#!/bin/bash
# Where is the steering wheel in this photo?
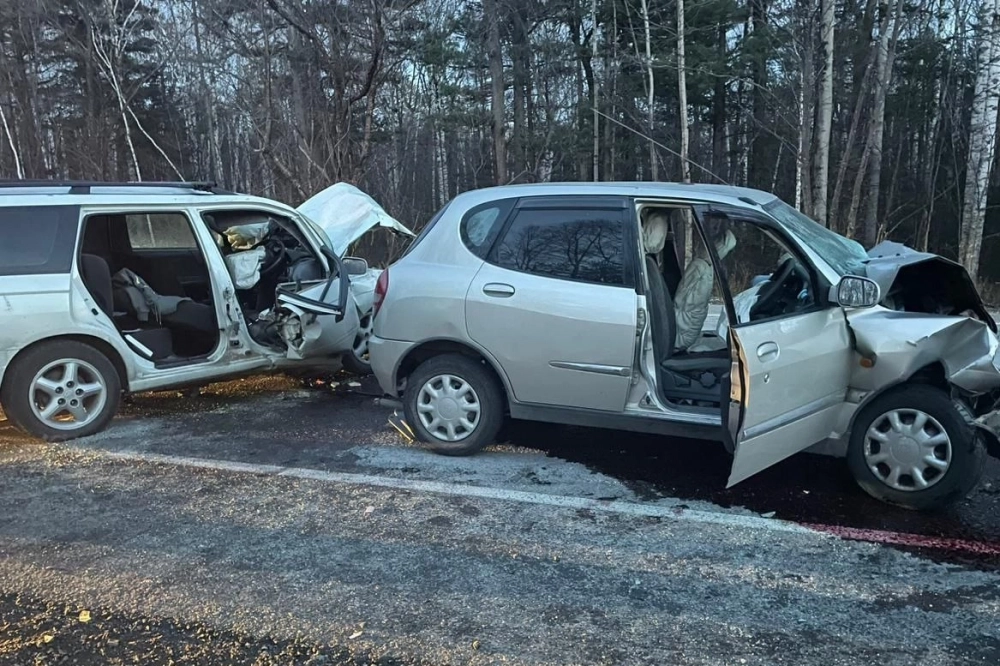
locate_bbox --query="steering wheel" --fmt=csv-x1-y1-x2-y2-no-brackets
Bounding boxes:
749,257,797,320
257,236,287,275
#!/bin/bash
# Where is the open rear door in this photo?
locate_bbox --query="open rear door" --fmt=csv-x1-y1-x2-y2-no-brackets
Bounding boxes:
724,307,854,486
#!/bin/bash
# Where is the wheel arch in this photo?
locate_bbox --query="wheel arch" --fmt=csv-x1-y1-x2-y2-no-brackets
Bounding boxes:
845,361,950,437
2,334,130,395
395,338,512,410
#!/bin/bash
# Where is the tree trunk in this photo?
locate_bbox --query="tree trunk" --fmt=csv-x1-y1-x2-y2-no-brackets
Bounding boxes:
712,25,727,181
960,0,1000,278
484,0,507,185
678,0,690,185
860,0,904,247
678,0,693,261
590,0,600,181
811,0,834,224
641,0,657,180
0,97,23,179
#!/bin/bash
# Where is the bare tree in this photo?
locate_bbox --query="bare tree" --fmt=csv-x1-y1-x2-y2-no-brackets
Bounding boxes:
960,0,1000,277
811,0,834,225
484,0,506,185
640,0,656,180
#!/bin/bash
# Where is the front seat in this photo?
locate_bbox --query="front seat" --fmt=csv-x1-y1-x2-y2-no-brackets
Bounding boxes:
641,213,676,367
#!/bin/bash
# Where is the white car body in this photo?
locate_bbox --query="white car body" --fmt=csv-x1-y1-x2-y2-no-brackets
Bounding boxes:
0,181,413,441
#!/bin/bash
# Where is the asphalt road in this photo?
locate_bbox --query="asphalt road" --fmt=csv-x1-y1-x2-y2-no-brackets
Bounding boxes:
1,374,999,665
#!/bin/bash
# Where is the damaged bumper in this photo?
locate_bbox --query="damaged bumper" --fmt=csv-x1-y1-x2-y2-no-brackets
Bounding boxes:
974,410,1000,459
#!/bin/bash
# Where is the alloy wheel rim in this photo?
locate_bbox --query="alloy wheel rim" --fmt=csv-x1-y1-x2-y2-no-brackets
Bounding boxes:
352,311,374,360
28,358,108,431
863,408,952,492
416,374,481,442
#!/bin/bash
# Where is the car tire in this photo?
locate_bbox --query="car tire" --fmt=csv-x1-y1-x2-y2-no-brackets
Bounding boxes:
341,307,374,376
403,354,504,456
847,384,985,511
1,340,122,442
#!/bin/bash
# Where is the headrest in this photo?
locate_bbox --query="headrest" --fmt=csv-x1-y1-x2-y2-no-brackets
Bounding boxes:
642,212,669,255
716,229,737,261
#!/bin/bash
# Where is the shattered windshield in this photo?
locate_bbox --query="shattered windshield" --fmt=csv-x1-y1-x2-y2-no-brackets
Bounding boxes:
763,199,868,276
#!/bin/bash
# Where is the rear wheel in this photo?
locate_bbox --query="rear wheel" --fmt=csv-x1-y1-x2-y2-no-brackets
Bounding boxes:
847,384,985,511
1,340,122,441
403,354,504,456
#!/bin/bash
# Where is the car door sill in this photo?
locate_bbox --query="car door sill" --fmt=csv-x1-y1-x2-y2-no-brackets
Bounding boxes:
509,403,721,441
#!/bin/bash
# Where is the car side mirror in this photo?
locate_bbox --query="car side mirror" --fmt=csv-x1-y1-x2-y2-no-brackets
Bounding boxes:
830,275,880,308
342,256,369,276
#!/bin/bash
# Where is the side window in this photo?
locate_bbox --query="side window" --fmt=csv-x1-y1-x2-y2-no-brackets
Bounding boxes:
0,205,80,276
490,208,626,286
705,215,816,325
126,213,197,250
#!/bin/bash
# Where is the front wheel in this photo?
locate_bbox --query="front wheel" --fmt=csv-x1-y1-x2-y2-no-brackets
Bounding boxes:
341,307,374,376
403,354,504,456
847,384,985,511
1,340,122,442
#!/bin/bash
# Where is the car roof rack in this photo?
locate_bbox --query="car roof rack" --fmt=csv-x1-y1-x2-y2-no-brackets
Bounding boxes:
0,180,234,195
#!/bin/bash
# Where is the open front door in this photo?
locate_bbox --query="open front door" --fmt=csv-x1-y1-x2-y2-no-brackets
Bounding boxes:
688,203,855,487
274,249,359,360
723,307,853,486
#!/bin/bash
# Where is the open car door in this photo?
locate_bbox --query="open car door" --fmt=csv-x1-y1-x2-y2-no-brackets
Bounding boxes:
274,248,359,360
722,304,854,486
691,204,856,487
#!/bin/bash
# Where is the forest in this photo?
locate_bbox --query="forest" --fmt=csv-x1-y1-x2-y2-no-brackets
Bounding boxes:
1,0,999,286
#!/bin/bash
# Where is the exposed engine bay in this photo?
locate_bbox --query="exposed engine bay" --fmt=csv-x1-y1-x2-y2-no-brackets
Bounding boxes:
865,240,996,328
205,210,328,351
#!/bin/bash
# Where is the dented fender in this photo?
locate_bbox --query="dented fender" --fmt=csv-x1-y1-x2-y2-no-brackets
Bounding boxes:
846,309,1000,394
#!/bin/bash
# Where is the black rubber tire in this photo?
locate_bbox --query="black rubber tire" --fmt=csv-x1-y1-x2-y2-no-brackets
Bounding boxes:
403,354,504,456
341,349,372,376
0,340,122,442
847,384,986,511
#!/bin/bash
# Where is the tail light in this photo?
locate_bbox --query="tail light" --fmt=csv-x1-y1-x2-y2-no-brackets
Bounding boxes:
374,269,389,317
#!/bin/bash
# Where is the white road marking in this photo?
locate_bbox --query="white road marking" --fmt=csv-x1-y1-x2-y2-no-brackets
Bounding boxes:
99,448,818,535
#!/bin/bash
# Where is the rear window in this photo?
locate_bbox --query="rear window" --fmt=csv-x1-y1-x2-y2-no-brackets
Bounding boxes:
460,199,516,258
0,205,80,276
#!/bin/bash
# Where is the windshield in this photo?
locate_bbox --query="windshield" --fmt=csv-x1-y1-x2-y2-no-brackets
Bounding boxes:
763,198,868,276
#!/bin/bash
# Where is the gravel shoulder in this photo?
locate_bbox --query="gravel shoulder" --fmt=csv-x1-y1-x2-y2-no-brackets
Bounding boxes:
1,439,999,665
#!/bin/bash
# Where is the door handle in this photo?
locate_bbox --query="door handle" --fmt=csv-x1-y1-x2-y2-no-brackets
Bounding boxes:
483,283,515,297
756,341,779,361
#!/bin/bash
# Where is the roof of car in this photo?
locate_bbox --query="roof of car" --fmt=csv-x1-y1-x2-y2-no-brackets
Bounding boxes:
0,181,298,214
449,181,782,208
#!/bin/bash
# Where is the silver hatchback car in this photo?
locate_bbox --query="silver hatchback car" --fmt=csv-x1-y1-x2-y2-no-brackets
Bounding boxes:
370,182,1000,510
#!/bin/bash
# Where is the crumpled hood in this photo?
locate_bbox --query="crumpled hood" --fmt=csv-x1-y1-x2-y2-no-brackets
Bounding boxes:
296,183,415,257
863,240,996,332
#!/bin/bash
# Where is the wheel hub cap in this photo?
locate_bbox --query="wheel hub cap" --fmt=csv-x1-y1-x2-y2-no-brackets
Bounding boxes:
864,408,952,492
28,358,108,431
416,374,481,442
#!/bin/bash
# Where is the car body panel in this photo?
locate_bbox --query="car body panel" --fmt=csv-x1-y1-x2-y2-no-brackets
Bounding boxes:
275,277,360,359
296,183,416,257
725,307,855,485
465,261,637,411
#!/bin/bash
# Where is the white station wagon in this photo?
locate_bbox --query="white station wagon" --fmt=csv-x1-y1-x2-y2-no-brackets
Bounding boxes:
0,180,413,442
